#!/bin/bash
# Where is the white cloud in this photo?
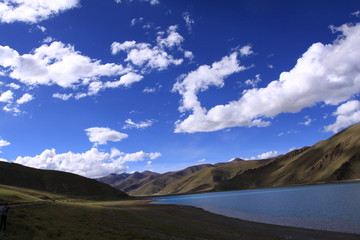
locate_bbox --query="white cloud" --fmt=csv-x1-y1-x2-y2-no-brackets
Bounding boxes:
352,10,360,17
250,151,279,160
43,37,53,43
184,50,194,60
324,100,360,133
118,151,161,163
14,147,161,178
111,25,185,72
0,139,10,147
16,93,34,104
299,115,313,126
111,40,183,71
0,0,80,23
122,119,153,129
7,83,20,89
0,90,13,103
245,74,261,88
174,23,360,133
267,64,274,69
182,12,194,33
52,93,73,101
85,127,128,145
104,72,143,88
239,45,254,56
197,158,206,163
36,25,46,32
130,17,144,26
143,83,161,93
3,105,20,115
110,148,122,158
0,41,129,88
115,0,159,5
143,87,156,93
173,52,248,133
157,25,184,49
147,0,159,5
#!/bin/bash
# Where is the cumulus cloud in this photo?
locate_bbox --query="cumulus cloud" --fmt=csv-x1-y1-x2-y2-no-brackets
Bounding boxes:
85,127,128,145
173,52,248,132
156,25,184,49
111,25,185,72
14,147,161,178
16,93,34,104
0,90,13,103
0,41,129,88
122,119,153,129
324,100,360,133
0,40,143,101
174,23,360,133
111,41,182,72
0,0,79,23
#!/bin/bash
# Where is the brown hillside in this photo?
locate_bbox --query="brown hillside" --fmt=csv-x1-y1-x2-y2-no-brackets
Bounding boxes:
0,161,128,200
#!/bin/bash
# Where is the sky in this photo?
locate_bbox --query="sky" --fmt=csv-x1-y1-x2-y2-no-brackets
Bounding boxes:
0,0,360,178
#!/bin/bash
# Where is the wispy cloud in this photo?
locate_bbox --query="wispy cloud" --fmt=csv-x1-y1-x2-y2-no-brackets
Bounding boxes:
123,119,154,129
182,12,194,33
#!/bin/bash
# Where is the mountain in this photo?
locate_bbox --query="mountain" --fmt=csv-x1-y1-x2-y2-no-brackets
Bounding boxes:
0,161,128,200
99,164,214,196
97,172,132,185
217,123,360,191
100,123,360,196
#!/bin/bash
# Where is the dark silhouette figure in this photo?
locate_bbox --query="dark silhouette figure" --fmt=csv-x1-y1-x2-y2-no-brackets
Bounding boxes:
0,203,9,231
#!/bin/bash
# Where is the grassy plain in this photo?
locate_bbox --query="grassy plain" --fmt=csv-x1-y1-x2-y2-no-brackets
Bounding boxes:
1,184,360,240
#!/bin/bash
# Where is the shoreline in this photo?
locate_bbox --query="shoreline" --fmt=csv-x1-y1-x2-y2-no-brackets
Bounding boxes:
4,199,360,240
119,199,360,240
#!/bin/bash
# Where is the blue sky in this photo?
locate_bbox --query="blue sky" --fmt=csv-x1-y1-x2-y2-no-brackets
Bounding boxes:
0,0,360,178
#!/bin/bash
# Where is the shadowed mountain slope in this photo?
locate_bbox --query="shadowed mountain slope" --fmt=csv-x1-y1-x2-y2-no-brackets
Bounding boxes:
0,161,128,200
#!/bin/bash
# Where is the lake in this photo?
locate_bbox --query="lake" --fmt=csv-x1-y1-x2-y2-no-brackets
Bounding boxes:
151,182,360,234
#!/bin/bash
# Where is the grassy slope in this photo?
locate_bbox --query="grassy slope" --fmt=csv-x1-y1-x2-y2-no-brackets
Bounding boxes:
0,184,71,204
158,159,270,195
118,123,360,196
0,200,359,240
218,123,360,191
126,164,214,196
0,162,128,200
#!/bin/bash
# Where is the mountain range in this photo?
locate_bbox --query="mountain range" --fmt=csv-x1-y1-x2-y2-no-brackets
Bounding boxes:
98,123,360,196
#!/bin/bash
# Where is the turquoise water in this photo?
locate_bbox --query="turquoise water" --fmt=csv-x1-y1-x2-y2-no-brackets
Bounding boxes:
152,182,360,234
